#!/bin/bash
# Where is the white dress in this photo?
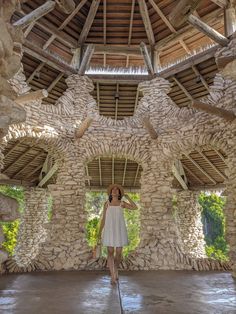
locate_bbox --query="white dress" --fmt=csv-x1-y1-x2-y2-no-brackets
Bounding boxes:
102,204,129,247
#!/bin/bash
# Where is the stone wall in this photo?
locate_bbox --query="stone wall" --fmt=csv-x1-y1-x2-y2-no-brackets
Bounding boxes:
1,40,236,275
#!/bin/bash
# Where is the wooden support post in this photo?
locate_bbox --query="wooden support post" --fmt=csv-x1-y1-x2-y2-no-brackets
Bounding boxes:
13,1,56,28
122,158,127,186
172,162,188,190
137,0,155,46
26,62,45,83
224,2,236,37
133,164,140,186
142,117,158,139
140,42,155,76
75,117,93,139
78,0,101,44
187,14,229,46
15,89,48,104
98,157,102,186
191,100,236,121
38,163,58,187
169,0,202,27
78,44,95,75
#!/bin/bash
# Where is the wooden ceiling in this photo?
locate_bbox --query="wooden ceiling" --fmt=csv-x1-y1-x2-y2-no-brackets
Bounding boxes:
1,0,229,191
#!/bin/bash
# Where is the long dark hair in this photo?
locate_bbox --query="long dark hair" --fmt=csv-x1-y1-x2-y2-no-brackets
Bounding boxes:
109,188,122,202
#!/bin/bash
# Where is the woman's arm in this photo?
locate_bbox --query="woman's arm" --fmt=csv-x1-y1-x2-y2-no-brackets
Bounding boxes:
121,194,138,210
97,201,108,241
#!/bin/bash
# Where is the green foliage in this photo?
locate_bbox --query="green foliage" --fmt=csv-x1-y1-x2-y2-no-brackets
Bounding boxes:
0,185,24,256
199,192,229,261
85,191,140,257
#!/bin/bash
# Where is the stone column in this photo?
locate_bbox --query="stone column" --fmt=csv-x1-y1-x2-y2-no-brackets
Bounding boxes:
36,151,91,271
224,150,236,278
13,188,49,267
128,150,190,270
174,191,206,258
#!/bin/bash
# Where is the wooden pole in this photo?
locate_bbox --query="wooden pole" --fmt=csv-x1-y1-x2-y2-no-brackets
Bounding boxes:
169,0,202,27
187,14,229,46
75,117,93,139
13,1,56,28
142,117,158,139
15,89,48,104
140,42,155,76
78,44,95,75
224,3,236,37
191,100,236,121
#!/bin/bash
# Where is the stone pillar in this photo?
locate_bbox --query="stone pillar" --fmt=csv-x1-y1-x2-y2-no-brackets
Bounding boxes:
13,188,49,267
224,150,236,278
128,150,190,270
36,152,91,271
174,191,206,258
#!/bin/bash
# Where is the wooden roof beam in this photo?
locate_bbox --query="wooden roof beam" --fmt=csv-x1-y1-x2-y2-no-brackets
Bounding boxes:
15,89,48,104
103,0,106,45
134,87,140,112
155,8,223,51
142,117,158,139
4,143,21,159
214,149,226,162
197,150,227,180
211,0,228,8
85,165,91,186
182,164,205,185
38,163,58,187
192,65,210,92
187,14,229,46
75,117,93,139
12,152,45,178
78,0,101,44
128,0,135,45
137,0,155,46
122,158,128,186
98,157,102,186
149,0,176,33
191,100,236,121
13,1,56,28
78,44,95,75
133,164,140,186
3,148,33,174
183,153,217,184
172,76,193,101
96,82,100,110
0,178,35,187
115,83,119,120
26,62,45,83
169,0,202,28
140,42,155,76
47,73,64,92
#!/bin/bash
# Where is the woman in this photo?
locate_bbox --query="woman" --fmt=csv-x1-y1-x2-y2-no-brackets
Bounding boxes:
97,183,138,285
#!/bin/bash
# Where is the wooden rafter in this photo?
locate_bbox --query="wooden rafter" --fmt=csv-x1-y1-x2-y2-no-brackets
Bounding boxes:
78,0,101,44
26,62,45,83
103,0,107,45
98,157,102,186
115,83,119,120
172,76,193,101
172,163,188,190
13,1,56,28
43,34,57,50
78,44,95,75
197,150,227,180
187,14,229,46
47,73,64,92
128,0,135,45
183,153,217,184
122,158,128,186
182,164,205,185
134,87,140,112
4,143,21,159
155,8,223,51
214,149,226,162
137,0,155,46
191,100,236,121
24,21,36,37
86,165,91,186
149,0,175,33
133,164,140,186
38,163,58,187
140,42,155,75
192,65,210,92
112,156,115,184
3,148,33,174
25,164,42,180
96,82,100,110
169,0,202,28
12,152,45,178
211,0,228,8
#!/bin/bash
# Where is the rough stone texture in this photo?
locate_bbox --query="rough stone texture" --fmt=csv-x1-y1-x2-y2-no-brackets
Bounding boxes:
174,191,206,258
1,40,236,276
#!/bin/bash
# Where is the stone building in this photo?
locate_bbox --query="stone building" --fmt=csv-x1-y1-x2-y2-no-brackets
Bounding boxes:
0,0,235,281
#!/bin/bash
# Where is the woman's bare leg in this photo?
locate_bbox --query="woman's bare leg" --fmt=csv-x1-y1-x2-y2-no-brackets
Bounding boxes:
114,247,123,281
107,246,116,284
